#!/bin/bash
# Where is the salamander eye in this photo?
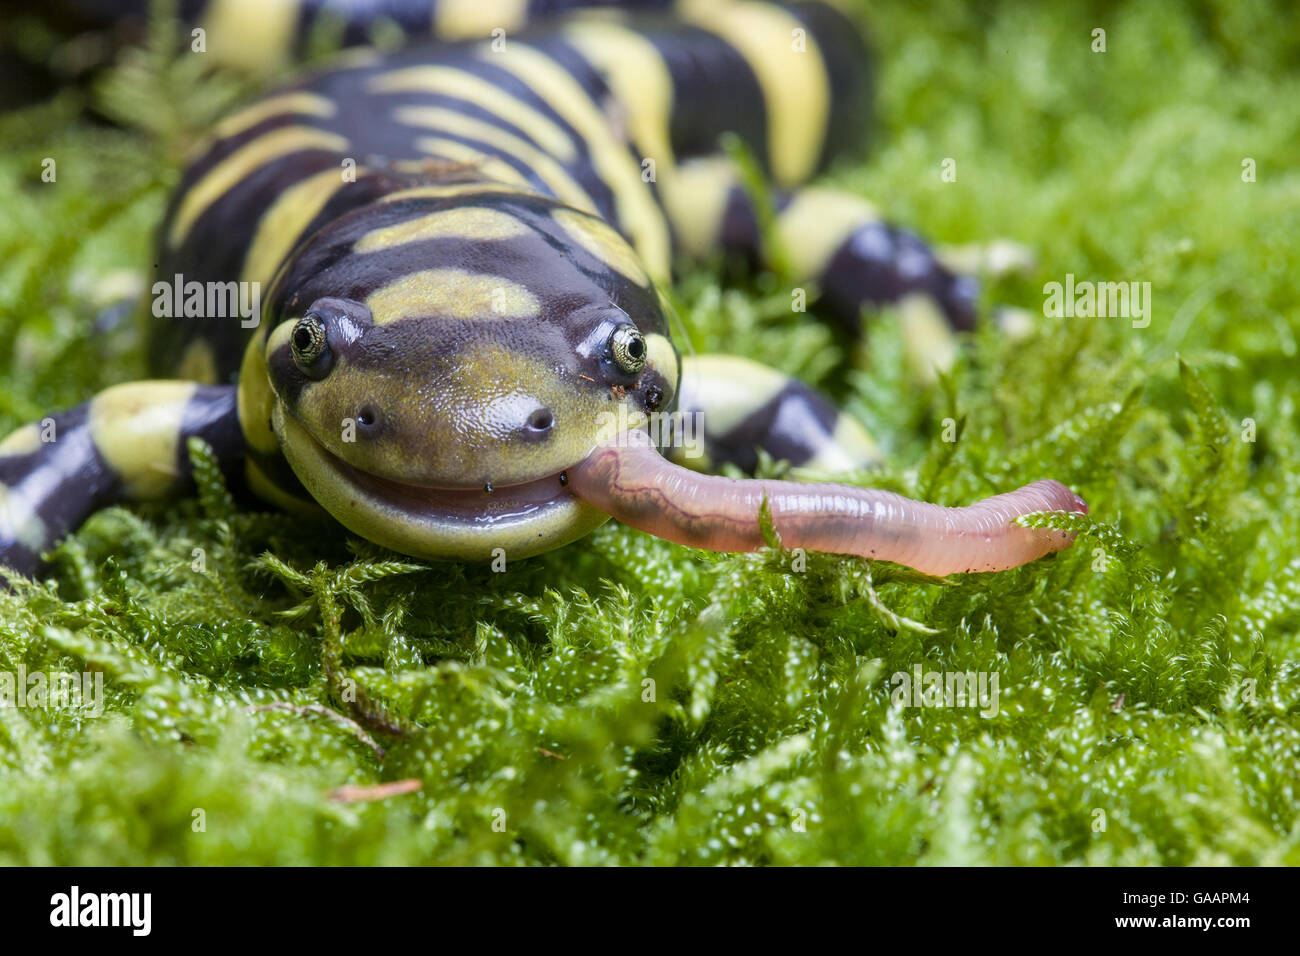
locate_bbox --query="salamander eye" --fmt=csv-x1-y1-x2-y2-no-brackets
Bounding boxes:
610,326,647,374
290,314,333,377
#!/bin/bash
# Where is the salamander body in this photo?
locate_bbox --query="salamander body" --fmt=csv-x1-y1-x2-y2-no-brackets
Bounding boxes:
0,0,1086,579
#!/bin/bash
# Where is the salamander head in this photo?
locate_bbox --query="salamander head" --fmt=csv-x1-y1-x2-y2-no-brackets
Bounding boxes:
254,191,679,560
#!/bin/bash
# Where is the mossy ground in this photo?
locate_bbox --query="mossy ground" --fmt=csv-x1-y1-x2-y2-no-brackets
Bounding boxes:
1,0,1299,865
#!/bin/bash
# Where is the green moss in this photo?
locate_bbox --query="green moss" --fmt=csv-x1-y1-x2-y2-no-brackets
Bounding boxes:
1,0,1299,865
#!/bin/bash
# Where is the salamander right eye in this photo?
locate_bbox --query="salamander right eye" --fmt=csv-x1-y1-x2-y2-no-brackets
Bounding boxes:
290,314,333,376
610,325,647,375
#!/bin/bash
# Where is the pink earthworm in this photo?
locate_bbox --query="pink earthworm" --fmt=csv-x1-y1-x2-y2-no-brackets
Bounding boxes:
567,429,1088,576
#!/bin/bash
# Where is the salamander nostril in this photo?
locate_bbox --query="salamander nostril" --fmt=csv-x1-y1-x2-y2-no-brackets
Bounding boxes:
527,408,554,433
356,406,378,428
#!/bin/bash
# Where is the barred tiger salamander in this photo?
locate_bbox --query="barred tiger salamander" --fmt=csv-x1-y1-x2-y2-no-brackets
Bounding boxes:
0,0,1087,580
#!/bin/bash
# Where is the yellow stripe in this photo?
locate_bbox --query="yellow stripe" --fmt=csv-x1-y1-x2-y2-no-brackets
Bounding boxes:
0,484,49,554
776,187,877,280
366,269,541,323
644,331,678,396
477,43,672,282
369,66,578,162
238,332,279,455
398,106,599,213
551,207,650,287
683,1,830,186
408,137,536,190
0,424,44,457
355,205,531,253
679,355,787,436
899,294,958,384
169,126,349,249
661,156,736,260
241,167,354,287
433,0,529,39
201,0,299,73
562,21,675,165
212,92,337,141
88,382,198,500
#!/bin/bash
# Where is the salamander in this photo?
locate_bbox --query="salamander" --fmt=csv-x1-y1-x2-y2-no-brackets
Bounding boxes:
0,0,1087,580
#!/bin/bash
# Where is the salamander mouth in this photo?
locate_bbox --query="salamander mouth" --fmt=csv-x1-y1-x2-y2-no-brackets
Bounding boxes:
271,403,609,561
330,447,573,514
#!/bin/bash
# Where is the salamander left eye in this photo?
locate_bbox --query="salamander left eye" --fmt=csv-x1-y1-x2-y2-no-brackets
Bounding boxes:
290,314,333,377
610,326,647,374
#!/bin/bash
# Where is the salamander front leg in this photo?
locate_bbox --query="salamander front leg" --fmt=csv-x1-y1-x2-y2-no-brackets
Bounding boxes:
0,382,243,578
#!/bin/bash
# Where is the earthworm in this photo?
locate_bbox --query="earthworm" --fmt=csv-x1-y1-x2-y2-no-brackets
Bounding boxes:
568,429,1087,575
